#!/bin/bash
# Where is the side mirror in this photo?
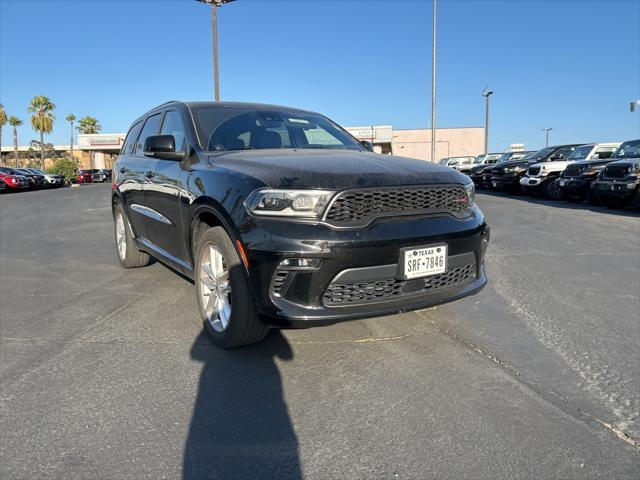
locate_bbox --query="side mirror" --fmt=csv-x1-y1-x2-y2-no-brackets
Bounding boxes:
144,135,185,161
550,153,563,161
360,140,375,152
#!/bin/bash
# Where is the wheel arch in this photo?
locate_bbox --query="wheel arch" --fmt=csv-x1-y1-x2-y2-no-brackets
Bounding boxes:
188,198,248,275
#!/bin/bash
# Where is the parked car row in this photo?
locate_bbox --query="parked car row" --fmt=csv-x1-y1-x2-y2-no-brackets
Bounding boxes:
466,139,640,209
0,167,112,192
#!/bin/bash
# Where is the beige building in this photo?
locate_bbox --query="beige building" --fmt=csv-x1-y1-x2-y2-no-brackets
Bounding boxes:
345,125,485,162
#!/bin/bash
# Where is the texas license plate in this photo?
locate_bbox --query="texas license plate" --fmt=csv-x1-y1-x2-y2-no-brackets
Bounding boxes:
400,244,447,280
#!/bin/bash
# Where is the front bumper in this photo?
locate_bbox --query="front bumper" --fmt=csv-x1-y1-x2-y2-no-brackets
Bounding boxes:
491,175,521,190
591,178,639,199
241,206,489,325
558,177,589,196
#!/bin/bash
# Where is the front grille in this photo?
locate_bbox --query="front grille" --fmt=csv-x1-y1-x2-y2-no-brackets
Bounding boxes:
324,185,469,226
323,263,476,306
604,164,630,178
527,167,540,176
563,164,585,177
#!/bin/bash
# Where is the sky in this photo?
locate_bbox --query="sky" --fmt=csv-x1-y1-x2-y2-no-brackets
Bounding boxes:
1,0,639,152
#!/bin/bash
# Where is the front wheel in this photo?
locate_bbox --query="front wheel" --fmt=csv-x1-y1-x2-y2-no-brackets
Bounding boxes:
545,178,562,199
195,226,268,348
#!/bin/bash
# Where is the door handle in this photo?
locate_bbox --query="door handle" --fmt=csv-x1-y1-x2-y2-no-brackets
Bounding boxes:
119,166,128,173
145,171,155,179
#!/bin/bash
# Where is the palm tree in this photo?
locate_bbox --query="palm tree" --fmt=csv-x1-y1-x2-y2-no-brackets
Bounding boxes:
8,116,23,167
28,96,56,169
77,116,102,167
0,104,7,164
66,113,76,162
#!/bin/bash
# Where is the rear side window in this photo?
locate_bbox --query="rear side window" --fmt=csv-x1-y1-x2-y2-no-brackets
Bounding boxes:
135,114,162,155
121,122,142,155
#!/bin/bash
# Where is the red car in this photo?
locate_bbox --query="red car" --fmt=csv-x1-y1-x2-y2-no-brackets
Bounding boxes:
76,170,94,184
0,167,30,191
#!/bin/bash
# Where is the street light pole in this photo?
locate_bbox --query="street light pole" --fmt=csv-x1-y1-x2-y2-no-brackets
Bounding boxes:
430,0,437,163
196,0,236,101
211,4,220,101
542,128,553,147
482,88,493,155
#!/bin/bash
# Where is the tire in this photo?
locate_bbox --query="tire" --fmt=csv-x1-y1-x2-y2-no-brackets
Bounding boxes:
194,226,268,348
544,178,562,199
113,202,151,268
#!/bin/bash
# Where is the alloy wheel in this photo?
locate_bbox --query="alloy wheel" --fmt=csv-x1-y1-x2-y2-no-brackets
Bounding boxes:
199,243,232,333
116,212,127,260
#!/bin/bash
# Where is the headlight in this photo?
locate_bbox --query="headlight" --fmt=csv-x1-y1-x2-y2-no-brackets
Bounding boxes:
245,189,335,218
463,182,475,205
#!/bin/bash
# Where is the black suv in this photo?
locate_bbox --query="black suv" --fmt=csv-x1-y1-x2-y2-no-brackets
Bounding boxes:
112,101,489,348
490,144,581,193
591,139,640,209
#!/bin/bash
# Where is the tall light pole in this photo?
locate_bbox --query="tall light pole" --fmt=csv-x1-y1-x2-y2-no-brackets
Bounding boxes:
430,0,437,162
482,88,493,155
542,128,553,147
196,0,236,101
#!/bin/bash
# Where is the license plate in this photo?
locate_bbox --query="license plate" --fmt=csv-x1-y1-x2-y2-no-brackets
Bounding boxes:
492,181,497,187
400,244,447,280
559,179,565,186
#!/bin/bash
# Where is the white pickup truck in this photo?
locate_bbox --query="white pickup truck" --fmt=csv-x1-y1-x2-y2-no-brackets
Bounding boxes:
519,143,619,198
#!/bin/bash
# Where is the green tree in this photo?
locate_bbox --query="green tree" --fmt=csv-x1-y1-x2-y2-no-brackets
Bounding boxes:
47,157,77,184
66,113,76,163
9,116,23,167
28,96,56,169
0,104,7,164
77,116,101,167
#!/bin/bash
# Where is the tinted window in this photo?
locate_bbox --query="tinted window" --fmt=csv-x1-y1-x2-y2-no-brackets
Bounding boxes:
121,122,142,156
611,140,640,159
192,107,360,152
553,146,577,160
568,145,593,160
161,110,187,152
135,114,162,155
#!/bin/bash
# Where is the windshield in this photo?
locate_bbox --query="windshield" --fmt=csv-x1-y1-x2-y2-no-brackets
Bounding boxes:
27,168,46,174
192,107,361,152
568,145,594,160
474,155,486,164
611,140,640,159
527,146,556,162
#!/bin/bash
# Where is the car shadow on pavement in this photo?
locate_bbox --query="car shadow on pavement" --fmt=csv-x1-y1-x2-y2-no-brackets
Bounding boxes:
477,190,640,217
183,329,302,480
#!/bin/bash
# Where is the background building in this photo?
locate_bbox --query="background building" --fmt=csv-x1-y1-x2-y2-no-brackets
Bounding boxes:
345,125,485,162
1,125,487,169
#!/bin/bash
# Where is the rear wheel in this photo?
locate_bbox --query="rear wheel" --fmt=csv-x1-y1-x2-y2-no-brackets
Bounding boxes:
113,203,151,268
195,226,268,348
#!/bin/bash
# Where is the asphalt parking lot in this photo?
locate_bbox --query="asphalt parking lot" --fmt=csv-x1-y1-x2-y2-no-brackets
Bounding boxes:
1,184,638,479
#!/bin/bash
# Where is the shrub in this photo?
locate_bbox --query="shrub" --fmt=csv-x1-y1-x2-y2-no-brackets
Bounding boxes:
47,157,77,183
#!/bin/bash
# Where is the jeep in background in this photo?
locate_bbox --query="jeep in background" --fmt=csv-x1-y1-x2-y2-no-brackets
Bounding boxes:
557,142,623,203
591,139,640,209
491,144,581,194
471,152,531,187
521,143,619,198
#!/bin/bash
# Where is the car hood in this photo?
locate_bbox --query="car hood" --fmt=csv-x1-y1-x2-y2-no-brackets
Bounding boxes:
207,149,469,189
